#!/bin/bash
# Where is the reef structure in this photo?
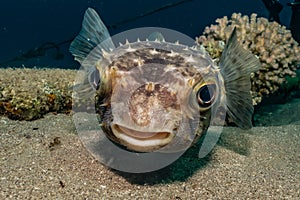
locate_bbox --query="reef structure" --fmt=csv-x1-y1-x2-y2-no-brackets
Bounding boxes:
0,68,75,120
196,13,300,105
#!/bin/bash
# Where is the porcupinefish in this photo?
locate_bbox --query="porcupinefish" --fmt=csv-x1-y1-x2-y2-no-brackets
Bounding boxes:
70,8,260,153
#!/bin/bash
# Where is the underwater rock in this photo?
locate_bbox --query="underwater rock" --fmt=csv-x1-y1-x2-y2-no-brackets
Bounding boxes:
0,68,75,120
196,13,300,105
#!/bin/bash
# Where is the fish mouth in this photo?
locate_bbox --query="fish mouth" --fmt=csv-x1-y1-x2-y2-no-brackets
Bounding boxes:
111,124,174,152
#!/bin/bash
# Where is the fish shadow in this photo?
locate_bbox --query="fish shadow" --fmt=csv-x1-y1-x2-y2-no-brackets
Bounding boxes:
217,128,252,156
112,129,251,185
112,139,212,185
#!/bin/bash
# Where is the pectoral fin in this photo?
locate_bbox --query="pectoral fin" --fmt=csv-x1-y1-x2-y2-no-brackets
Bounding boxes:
219,28,261,129
69,8,115,66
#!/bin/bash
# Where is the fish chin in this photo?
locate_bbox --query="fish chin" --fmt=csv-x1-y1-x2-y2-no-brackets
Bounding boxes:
111,124,174,152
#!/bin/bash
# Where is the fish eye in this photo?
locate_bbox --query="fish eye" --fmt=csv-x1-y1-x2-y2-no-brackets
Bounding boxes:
196,84,216,108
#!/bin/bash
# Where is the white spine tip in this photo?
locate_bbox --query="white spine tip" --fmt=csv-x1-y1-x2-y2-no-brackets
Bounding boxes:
101,48,109,57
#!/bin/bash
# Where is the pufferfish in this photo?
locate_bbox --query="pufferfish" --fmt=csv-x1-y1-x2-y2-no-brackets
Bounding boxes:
70,8,260,153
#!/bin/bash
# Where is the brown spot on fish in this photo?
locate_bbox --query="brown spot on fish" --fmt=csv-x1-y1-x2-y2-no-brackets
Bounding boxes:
129,84,179,126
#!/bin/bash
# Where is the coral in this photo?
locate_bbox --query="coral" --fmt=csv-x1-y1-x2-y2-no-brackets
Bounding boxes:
196,13,300,105
0,68,76,120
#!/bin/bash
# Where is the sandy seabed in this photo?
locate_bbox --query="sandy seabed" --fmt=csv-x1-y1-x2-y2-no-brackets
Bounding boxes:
0,111,299,199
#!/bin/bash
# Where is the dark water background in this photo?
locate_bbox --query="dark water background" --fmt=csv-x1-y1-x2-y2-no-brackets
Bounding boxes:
0,0,294,68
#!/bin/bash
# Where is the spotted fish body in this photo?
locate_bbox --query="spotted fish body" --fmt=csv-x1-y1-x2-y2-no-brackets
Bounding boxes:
70,8,260,153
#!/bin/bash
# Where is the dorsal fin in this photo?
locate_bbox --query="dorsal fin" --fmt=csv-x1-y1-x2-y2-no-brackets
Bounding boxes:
219,28,261,129
147,32,165,42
